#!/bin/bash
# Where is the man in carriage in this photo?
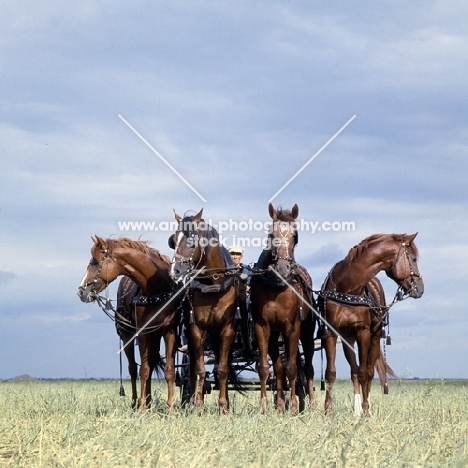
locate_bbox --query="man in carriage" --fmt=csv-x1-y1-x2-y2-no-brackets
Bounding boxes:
228,245,254,357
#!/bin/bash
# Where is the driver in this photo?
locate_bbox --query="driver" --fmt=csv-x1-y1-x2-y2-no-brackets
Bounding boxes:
228,245,252,356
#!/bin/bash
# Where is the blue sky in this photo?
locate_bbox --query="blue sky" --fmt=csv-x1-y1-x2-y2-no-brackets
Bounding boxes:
0,0,467,381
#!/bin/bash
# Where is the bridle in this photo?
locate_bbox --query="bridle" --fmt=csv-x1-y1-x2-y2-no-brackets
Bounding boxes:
81,248,119,299
270,221,296,265
170,227,205,282
387,241,422,299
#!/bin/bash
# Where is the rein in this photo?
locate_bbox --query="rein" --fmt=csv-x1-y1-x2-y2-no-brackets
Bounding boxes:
94,292,177,335
184,265,242,280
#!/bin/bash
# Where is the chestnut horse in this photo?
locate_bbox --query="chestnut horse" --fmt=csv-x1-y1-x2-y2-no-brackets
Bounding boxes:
319,233,424,416
77,236,179,410
168,209,240,414
250,204,316,415
114,275,165,409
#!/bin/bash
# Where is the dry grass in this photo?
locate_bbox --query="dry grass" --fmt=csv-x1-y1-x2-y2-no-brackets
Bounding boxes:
0,379,466,467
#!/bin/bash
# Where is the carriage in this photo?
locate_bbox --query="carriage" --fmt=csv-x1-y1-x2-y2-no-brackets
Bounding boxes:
78,204,423,416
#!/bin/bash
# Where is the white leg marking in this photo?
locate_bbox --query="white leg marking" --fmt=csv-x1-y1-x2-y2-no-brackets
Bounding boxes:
354,394,362,416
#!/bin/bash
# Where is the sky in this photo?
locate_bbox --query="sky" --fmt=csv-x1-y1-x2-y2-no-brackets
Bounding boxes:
1,0,467,381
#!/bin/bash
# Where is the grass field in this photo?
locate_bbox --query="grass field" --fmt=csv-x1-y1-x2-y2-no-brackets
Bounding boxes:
0,379,466,467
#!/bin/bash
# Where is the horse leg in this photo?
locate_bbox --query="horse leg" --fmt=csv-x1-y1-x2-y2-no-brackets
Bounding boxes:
255,321,271,413
216,325,236,414
189,325,207,408
284,329,301,416
269,334,285,413
145,336,162,410
356,329,371,416
163,330,177,412
323,335,337,414
342,337,362,416
137,334,151,410
364,332,382,411
300,318,316,408
122,331,138,410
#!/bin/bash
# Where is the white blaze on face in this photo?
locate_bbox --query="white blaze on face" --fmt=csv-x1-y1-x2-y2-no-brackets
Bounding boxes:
79,270,90,289
169,231,185,278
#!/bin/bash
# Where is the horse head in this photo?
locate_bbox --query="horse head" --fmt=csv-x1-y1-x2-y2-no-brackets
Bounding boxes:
168,208,206,283
386,233,424,299
266,203,299,278
77,236,121,302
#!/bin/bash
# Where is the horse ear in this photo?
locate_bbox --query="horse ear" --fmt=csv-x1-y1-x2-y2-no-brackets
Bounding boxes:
94,235,107,251
174,209,182,222
406,232,418,245
268,203,277,220
193,208,203,224
291,204,299,220
168,234,176,250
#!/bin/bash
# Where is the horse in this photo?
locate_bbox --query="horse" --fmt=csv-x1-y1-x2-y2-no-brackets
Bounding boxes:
250,203,316,415
318,232,424,416
77,236,179,411
113,275,165,409
168,209,241,414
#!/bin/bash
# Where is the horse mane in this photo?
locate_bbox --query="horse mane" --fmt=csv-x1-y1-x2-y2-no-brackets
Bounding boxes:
112,237,151,254
274,207,297,223
181,216,219,247
109,237,171,266
345,233,418,266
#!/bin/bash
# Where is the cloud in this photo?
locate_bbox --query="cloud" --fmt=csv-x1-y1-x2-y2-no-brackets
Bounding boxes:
302,243,344,268
0,271,16,285
32,312,92,323
0,0,467,379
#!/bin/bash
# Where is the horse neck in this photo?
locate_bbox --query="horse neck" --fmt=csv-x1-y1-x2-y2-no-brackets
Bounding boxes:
262,248,273,267
114,248,171,295
199,245,226,276
331,240,398,294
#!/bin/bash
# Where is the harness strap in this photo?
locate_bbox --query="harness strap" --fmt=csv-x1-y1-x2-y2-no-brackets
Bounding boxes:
190,275,235,294
131,292,173,306
317,289,376,308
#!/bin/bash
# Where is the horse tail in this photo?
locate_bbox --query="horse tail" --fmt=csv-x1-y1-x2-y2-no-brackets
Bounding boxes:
153,351,166,379
296,349,307,392
375,346,398,387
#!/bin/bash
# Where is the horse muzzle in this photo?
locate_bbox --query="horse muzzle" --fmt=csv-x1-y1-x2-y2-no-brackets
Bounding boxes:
169,262,189,283
77,283,97,303
273,260,292,280
409,277,424,299
400,276,424,299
